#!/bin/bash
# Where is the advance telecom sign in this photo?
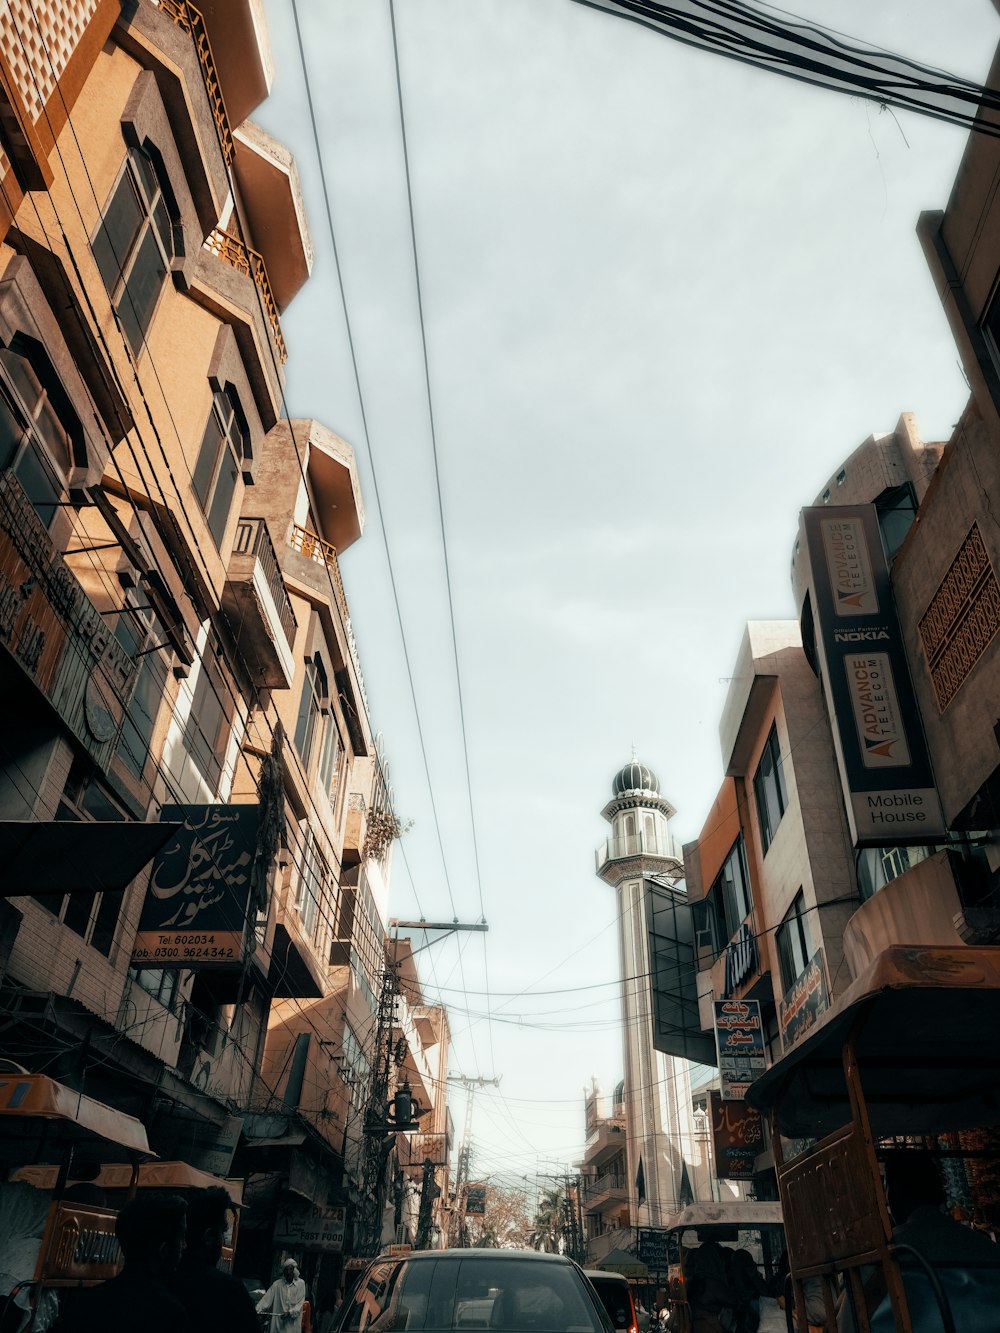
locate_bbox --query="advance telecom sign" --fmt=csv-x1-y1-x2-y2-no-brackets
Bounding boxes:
800,506,945,846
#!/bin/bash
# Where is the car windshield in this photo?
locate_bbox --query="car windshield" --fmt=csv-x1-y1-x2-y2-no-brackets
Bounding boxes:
343,1257,609,1333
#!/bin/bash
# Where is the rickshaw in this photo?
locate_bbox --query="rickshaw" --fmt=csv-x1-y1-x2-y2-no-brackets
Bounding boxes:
0,1068,152,1330
746,944,1000,1333
663,1200,786,1332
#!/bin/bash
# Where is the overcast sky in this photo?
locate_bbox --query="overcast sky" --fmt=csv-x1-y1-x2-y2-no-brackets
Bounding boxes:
257,0,998,1187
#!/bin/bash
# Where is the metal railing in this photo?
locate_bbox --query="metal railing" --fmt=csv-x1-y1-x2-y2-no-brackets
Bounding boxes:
204,227,288,363
232,517,297,647
596,831,682,870
290,523,348,618
159,0,234,166
582,1174,627,1202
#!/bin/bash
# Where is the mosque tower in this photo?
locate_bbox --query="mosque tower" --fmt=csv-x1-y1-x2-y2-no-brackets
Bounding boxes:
596,758,704,1227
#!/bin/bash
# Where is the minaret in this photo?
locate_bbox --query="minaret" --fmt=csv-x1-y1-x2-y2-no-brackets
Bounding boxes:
596,758,701,1228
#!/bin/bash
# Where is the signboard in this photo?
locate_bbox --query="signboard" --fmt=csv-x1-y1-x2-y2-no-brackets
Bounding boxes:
636,1227,670,1277
132,805,257,967
36,1202,122,1284
465,1184,487,1215
713,999,765,1101
274,1203,346,1251
800,506,945,846
779,950,830,1050
709,1091,764,1180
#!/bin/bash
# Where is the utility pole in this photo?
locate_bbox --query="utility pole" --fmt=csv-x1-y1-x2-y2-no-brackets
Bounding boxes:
447,1074,500,1246
356,920,488,1258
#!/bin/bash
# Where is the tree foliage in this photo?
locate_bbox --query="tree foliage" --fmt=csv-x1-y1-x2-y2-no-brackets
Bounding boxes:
464,1184,534,1249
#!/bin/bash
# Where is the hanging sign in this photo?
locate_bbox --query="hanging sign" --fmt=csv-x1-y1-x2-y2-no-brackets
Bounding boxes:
465,1184,487,1215
710,1091,763,1180
779,950,830,1050
800,506,945,845
713,999,765,1101
131,805,257,967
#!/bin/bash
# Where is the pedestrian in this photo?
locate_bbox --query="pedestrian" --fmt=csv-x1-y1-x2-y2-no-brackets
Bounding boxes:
56,1193,192,1333
169,1186,259,1333
257,1259,308,1333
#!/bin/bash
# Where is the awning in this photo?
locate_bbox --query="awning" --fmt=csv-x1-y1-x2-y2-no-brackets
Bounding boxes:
13,1161,243,1201
0,1073,152,1159
0,820,181,895
747,945,1000,1139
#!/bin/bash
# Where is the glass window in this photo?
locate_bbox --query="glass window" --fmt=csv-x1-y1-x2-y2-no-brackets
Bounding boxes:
753,724,788,855
318,714,342,797
874,483,917,562
181,656,230,794
193,390,246,547
711,836,752,939
0,347,72,528
295,829,325,938
93,146,174,354
114,601,168,780
132,967,179,1011
294,659,328,771
42,796,125,954
776,890,811,994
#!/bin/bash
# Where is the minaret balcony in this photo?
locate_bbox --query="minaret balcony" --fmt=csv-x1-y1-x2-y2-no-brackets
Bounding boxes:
596,830,679,872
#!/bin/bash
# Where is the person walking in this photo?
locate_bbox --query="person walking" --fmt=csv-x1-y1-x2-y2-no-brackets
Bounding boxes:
169,1186,259,1333
258,1260,308,1333
56,1193,192,1333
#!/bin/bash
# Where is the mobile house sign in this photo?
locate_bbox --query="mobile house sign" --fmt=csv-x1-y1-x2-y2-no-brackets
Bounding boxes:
800,506,945,845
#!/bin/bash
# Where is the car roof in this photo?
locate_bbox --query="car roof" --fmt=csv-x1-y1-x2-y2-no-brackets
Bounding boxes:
375,1249,575,1263
583,1271,630,1283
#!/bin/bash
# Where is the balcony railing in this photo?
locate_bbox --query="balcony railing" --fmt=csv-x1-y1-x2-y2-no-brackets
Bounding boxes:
288,522,369,716
290,523,349,619
233,517,297,646
204,227,288,363
582,1174,627,1205
159,0,235,166
596,831,681,871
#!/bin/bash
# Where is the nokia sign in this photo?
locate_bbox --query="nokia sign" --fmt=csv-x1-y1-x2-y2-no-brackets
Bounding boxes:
799,507,945,845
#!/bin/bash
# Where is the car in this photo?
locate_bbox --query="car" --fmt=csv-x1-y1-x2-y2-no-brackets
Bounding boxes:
581,1271,638,1333
336,1249,617,1333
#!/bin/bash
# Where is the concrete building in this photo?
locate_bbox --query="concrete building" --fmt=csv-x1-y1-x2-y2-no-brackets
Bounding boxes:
595,760,711,1238
0,0,451,1304
578,1076,629,1262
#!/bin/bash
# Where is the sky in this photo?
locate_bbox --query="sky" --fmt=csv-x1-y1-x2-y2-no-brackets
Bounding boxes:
255,0,999,1190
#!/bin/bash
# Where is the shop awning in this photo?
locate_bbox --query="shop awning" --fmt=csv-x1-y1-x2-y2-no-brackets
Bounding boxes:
0,1073,152,1159
0,820,181,896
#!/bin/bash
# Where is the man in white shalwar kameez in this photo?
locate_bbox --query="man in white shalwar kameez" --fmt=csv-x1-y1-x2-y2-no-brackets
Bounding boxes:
257,1260,307,1333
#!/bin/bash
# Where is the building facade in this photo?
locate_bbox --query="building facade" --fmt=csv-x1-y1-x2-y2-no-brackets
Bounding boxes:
0,0,451,1307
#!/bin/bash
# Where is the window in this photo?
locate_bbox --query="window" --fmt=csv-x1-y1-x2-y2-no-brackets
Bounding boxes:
295,828,328,939
318,713,342,798
753,724,788,854
0,344,73,527
713,836,752,938
776,890,811,993
836,469,847,486
179,655,230,796
32,794,126,957
93,145,174,353
192,390,246,547
874,483,917,562
294,658,328,770
114,598,168,779
131,967,180,1012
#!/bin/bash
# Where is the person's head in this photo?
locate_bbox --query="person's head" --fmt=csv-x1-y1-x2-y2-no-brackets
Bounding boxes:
115,1193,187,1275
184,1186,237,1266
282,1259,299,1283
882,1149,945,1225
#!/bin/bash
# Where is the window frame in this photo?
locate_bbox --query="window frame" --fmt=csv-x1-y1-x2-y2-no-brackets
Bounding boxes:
776,890,811,994
93,144,175,354
753,723,788,855
0,342,75,528
32,791,127,958
179,653,231,796
192,388,247,548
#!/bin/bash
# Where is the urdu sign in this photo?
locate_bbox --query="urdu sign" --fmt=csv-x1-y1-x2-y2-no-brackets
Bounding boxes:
800,507,945,846
132,805,257,967
713,999,765,1101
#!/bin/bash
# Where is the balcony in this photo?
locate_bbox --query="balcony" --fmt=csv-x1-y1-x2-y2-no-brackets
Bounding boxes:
343,792,367,866
222,516,296,689
233,122,312,311
267,871,326,1000
204,227,287,363
583,1119,627,1169
596,830,682,873
289,523,369,712
159,0,234,166
581,1173,628,1214
191,0,274,127
842,851,967,981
